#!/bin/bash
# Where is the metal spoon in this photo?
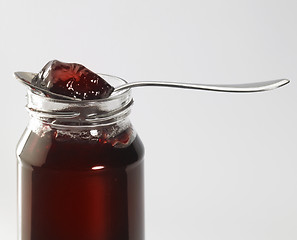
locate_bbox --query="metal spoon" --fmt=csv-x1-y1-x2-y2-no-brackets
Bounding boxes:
114,78,289,93
15,71,289,101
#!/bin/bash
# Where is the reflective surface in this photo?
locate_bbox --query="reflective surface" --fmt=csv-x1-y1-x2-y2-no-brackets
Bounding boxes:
114,79,290,92
16,78,144,240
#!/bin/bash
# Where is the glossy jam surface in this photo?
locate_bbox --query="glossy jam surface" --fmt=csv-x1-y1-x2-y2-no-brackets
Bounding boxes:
18,127,144,240
32,60,114,100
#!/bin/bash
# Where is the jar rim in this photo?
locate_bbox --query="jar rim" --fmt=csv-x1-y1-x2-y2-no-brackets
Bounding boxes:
26,73,133,126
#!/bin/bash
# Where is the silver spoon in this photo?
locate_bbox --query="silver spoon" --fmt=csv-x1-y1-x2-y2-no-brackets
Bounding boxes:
114,79,289,92
15,71,290,101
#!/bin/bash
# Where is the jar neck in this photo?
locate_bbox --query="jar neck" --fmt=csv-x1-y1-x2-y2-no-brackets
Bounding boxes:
26,82,133,127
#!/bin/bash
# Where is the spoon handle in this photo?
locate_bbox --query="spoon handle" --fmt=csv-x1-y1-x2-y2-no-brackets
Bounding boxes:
114,79,289,93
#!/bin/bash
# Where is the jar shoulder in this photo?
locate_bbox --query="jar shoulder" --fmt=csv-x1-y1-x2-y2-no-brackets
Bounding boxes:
17,126,144,170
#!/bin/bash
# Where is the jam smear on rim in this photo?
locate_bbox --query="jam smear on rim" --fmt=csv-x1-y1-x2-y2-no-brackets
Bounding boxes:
32,60,114,100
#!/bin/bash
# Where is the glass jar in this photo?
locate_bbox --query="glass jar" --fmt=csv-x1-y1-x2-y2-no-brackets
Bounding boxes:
16,75,145,240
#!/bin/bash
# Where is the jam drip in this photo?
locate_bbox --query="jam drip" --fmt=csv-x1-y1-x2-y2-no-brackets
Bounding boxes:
32,60,114,100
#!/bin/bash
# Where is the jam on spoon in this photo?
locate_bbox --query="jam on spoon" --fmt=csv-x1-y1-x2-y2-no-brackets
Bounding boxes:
32,60,114,100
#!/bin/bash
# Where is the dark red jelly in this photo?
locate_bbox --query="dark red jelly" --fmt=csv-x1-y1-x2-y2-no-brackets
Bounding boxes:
32,60,114,100
18,128,144,240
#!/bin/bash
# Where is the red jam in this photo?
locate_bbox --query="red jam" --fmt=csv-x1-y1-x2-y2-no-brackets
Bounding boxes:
32,60,114,100
19,128,144,240
17,62,144,240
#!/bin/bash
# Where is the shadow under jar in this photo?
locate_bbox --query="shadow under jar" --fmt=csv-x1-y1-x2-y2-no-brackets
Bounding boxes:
16,75,145,240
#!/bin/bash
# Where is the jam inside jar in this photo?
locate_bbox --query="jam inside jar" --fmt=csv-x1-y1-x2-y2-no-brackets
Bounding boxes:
16,75,144,240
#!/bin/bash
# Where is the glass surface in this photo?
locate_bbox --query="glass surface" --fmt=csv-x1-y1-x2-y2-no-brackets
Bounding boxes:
16,76,145,240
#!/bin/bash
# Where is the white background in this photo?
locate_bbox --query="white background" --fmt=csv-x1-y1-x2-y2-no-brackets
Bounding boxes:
1,0,297,239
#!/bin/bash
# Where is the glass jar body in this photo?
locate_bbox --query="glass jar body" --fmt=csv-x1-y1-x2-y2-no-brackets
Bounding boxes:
16,85,144,240
17,118,144,240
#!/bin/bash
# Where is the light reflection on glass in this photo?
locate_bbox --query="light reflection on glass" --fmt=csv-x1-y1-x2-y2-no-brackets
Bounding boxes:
92,166,104,170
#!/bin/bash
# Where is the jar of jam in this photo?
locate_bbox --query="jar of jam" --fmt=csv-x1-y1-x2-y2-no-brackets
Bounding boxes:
16,74,145,240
